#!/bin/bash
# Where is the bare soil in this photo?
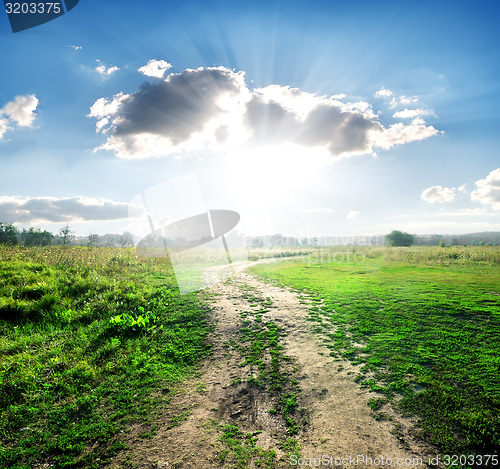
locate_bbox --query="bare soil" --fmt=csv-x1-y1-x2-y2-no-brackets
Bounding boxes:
106,265,435,468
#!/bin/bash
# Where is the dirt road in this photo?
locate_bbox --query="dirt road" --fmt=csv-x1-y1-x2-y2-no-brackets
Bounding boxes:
107,266,432,468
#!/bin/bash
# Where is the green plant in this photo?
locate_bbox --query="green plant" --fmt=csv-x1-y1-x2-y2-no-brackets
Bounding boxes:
109,306,160,334
218,424,276,468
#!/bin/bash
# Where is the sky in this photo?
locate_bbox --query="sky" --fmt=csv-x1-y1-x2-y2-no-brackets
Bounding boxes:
0,0,499,239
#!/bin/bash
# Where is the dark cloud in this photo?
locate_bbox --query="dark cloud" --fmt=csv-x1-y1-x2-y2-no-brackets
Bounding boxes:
0,196,144,224
90,65,440,159
296,104,381,155
113,67,245,144
244,95,300,144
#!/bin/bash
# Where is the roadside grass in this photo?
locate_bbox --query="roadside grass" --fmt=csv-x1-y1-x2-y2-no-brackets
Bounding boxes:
247,247,313,262
0,245,212,469
250,246,500,457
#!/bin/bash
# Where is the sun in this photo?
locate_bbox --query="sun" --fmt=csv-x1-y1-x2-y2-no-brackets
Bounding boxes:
221,143,333,209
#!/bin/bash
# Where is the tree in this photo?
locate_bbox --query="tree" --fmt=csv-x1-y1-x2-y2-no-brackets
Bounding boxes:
118,231,133,248
270,233,283,247
59,224,74,245
21,227,54,246
0,222,19,245
87,232,99,247
386,230,415,247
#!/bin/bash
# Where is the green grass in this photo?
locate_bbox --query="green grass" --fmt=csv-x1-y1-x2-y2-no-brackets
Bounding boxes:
250,246,500,456
232,283,307,436
217,424,276,468
0,245,212,468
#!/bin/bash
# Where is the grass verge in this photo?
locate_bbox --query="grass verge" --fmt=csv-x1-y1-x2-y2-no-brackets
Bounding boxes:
0,245,212,468
250,246,500,457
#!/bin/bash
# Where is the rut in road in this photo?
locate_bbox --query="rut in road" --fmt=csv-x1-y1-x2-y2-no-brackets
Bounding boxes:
107,270,432,468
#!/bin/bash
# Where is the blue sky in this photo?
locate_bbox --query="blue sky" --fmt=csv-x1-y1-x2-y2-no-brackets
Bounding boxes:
1,0,499,238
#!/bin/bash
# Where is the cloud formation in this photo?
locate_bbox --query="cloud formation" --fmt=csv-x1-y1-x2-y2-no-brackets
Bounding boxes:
1,95,39,127
138,59,172,78
0,196,145,224
374,87,421,108
0,118,9,139
346,210,360,219
421,185,456,203
95,60,119,76
89,65,441,159
390,96,419,108
375,87,392,98
393,108,436,119
0,95,39,139
471,168,500,210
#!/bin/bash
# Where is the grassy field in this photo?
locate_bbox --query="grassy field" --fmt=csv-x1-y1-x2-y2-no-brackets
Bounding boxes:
250,246,500,458
0,245,212,468
2,244,499,467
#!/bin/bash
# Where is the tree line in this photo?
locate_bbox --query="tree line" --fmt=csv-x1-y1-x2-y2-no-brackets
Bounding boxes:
2,222,498,248
0,222,133,247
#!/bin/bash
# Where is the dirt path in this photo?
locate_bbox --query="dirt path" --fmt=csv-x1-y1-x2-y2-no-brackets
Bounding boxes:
107,266,433,468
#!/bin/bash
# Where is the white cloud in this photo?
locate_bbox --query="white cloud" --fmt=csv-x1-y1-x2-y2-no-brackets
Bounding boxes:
0,118,9,139
377,119,441,149
88,93,130,133
88,92,129,119
0,196,146,224
421,185,456,203
138,59,172,78
89,65,441,159
375,87,392,98
68,45,82,50
471,168,500,210
400,95,419,105
440,208,495,217
0,95,39,139
393,108,436,119
390,95,419,108
346,210,360,219
95,118,109,133
95,60,119,76
1,95,38,127
305,207,335,213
